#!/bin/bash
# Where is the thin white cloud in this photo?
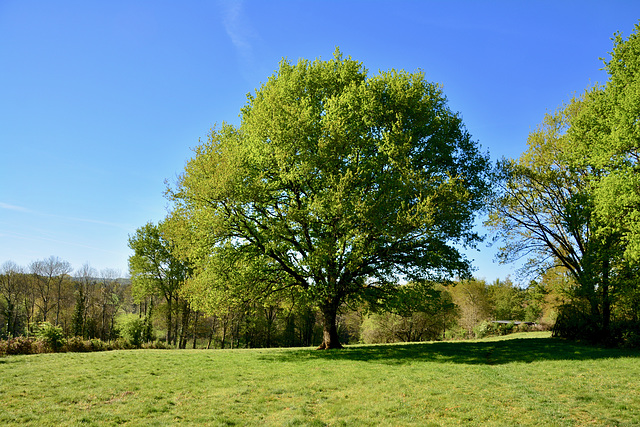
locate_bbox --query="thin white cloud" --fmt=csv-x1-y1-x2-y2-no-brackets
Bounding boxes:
56,214,131,230
222,0,252,54
0,229,121,255
219,0,262,82
0,201,130,230
0,202,32,213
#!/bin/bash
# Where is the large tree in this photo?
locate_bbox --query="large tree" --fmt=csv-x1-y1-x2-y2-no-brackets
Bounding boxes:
569,24,640,263
165,51,491,349
486,99,626,337
489,25,640,342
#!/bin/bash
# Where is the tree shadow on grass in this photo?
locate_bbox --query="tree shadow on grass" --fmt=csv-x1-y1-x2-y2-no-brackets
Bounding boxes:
261,336,640,366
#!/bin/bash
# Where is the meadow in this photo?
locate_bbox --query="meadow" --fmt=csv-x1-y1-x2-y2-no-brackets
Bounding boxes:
1,332,639,426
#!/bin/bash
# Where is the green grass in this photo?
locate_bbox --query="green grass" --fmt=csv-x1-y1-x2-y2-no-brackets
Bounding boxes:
1,332,639,426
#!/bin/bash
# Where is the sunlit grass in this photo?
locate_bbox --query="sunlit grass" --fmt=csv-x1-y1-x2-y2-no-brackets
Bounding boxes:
1,332,639,426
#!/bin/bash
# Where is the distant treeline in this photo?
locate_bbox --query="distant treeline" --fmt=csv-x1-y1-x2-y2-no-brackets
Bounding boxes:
1,256,561,350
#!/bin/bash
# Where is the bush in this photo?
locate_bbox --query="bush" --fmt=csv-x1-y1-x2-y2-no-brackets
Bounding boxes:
497,322,516,336
608,320,640,349
552,304,603,342
108,338,134,350
473,321,494,339
35,322,65,352
360,314,394,344
141,339,168,350
444,327,469,340
118,314,149,348
90,338,107,352
621,329,640,349
64,336,92,353
0,336,35,356
473,321,519,339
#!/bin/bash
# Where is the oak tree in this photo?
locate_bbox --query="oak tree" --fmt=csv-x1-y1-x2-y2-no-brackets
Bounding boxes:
166,51,491,349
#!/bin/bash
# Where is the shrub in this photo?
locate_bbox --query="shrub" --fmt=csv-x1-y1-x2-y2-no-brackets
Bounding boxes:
473,321,519,338
118,314,147,348
621,329,640,349
108,338,134,350
0,337,35,356
497,322,516,336
608,320,640,349
473,320,494,339
142,340,169,350
90,338,107,352
444,327,469,340
64,336,92,353
35,322,65,352
360,314,394,344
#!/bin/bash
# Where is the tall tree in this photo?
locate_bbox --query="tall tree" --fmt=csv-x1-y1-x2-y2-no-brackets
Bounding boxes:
128,222,191,345
449,278,492,334
487,96,625,338
487,278,525,321
569,24,640,263
95,268,125,341
72,263,97,338
165,50,491,349
0,261,26,337
30,256,72,325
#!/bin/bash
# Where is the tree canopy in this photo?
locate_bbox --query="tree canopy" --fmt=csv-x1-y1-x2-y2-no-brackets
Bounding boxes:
487,24,640,343
165,50,492,349
569,25,640,263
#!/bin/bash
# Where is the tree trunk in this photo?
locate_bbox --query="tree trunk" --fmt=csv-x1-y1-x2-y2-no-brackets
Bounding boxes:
602,257,611,335
192,311,199,349
166,295,172,345
207,316,216,349
179,300,190,349
173,294,180,347
221,318,227,349
317,302,342,349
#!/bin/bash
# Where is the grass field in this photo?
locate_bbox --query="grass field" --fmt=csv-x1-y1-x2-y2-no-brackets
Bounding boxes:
1,331,639,426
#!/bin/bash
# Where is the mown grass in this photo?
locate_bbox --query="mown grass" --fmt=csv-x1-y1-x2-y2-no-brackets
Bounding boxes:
1,331,639,426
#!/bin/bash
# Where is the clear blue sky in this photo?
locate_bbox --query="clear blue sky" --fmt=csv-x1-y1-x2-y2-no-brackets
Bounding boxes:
1,1,638,281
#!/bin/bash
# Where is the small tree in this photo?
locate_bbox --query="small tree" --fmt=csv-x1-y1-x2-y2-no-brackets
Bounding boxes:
118,314,146,348
449,278,492,335
128,222,191,345
36,321,65,352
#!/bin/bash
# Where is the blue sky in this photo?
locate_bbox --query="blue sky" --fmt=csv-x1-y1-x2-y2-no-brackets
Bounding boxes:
1,1,638,281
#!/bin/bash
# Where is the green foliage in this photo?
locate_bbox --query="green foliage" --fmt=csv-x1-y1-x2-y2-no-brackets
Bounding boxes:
64,336,93,353
128,222,190,303
128,221,191,345
35,321,65,352
568,24,640,263
361,283,458,343
165,49,492,348
488,278,525,320
117,314,152,348
473,320,495,338
71,287,85,338
487,39,640,342
473,320,517,339
449,278,492,333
